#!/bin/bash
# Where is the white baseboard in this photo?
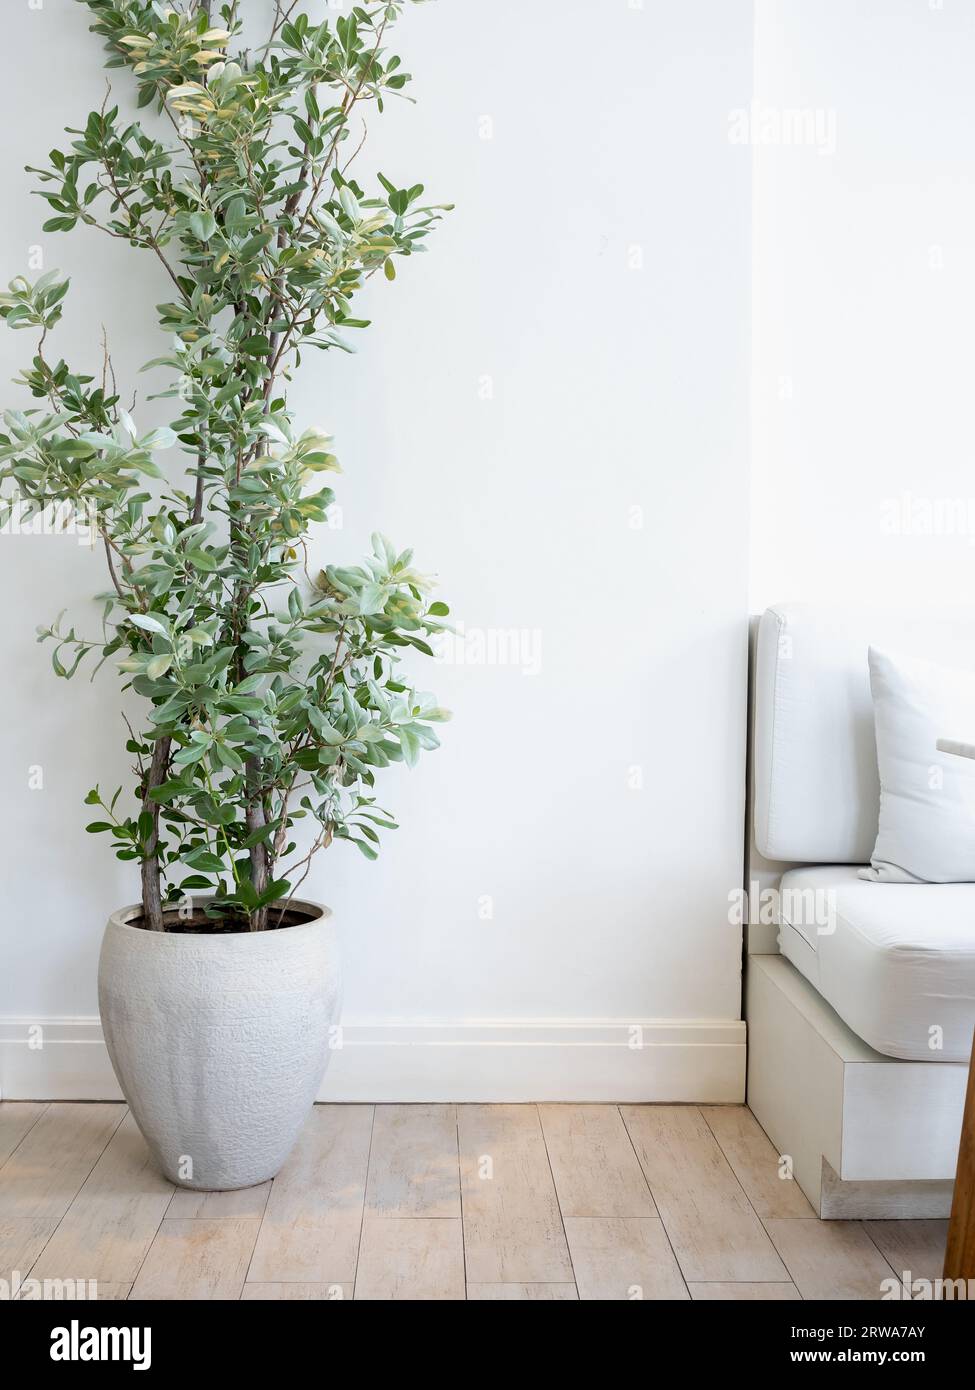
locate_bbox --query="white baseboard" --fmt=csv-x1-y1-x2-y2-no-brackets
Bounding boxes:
0,1016,746,1103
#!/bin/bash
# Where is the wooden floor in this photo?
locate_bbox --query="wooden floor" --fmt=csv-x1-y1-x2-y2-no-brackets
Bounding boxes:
0,1102,947,1300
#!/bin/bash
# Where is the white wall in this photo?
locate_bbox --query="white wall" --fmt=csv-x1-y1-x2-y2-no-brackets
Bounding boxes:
0,0,752,1100
751,0,975,613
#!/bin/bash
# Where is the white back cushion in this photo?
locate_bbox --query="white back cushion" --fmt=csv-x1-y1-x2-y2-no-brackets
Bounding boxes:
861,646,975,883
753,604,975,864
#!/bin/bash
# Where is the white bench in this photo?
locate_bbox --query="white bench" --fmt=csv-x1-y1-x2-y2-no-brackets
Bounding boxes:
747,603,975,1217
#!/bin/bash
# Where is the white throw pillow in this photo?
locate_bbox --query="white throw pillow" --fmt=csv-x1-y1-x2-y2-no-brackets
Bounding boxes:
860,646,975,883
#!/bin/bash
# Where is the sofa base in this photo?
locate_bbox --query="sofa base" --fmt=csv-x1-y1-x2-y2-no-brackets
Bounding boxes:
820,1158,955,1220
746,954,967,1218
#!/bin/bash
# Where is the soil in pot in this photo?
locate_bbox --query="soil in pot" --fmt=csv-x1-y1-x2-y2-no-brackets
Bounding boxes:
126,907,318,933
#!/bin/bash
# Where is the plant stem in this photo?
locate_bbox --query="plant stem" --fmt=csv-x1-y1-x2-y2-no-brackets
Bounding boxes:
245,752,270,931
140,734,172,930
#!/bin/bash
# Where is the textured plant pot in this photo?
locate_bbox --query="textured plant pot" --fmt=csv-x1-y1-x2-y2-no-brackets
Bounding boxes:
97,900,339,1190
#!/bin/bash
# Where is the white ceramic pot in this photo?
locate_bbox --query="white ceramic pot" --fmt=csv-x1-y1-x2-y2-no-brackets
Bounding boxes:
97,900,339,1190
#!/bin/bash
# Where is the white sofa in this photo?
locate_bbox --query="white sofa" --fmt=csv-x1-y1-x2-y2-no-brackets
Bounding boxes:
746,603,975,1218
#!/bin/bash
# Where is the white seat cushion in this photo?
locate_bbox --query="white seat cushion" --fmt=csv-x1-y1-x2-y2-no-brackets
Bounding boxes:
777,865,975,1061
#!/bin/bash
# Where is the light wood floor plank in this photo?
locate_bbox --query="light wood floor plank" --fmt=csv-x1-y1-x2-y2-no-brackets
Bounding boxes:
765,1218,896,1300
458,1104,572,1284
248,1104,373,1284
364,1105,460,1218
168,1182,271,1220
467,1282,578,1300
0,1103,125,1224
242,1282,352,1300
32,1115,173,1284
564,1216,688,1300
689,1281,801,1301
539,1105,656,1218
3,1102,923,1303
0,1104,47,1168
620,1105,786,1282
701,1105,815,1218
354,1217,465,1300
130,1217,260,1300
0,1219,59,1281
863,1219,949,1285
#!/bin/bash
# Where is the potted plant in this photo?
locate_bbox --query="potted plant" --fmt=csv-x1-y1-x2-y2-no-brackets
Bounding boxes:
0,0,451,1190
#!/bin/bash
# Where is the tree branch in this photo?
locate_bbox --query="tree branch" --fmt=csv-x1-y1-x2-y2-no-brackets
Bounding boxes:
140,734,172,931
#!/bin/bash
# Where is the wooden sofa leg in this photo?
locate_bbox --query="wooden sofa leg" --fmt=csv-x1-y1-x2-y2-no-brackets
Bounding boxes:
944,1037,975,1283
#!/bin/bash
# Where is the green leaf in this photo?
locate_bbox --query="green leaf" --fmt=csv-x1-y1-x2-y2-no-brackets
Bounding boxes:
50,439,96,459
219,694,265,716
189,211,217,241
147,779,189,803
398,727,420,768
338,186,361,221
211,741,243,771
146,654,173,679
185,549,220,572
172,742,210,766
178,875,214,891
185,848,226,874
308,707,344,744
240,334,271,354
128,613,167,635
214,379,247,404
238,231,274,260
140,426,178,450
256,878,291,907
